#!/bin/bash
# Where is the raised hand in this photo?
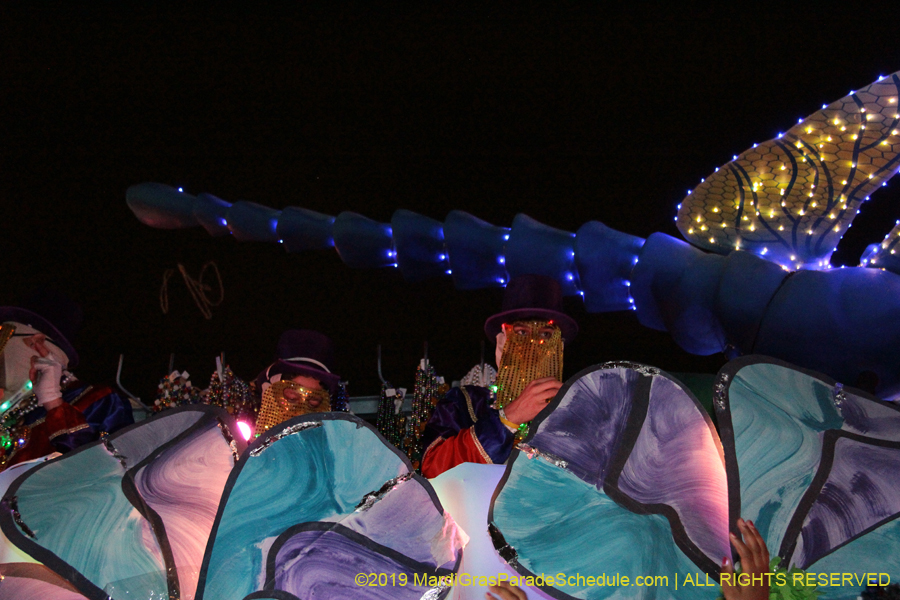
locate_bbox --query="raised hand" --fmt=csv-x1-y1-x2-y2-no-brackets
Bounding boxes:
722,517,770,600
502,377,563,425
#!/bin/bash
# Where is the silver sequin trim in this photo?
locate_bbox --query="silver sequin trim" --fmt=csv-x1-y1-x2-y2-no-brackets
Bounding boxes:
249,421,322,457
598,361,660,376
420,584,450,599
355,472,414,512
517,443,568,469
102,435,128,469
216,418,240,463
832,383,846,415
713,372,730,411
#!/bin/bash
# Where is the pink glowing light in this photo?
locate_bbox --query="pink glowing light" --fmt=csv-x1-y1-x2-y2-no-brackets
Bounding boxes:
236,421,252,441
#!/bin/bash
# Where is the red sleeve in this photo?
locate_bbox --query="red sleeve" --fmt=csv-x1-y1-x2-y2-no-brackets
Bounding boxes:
421,427,493,478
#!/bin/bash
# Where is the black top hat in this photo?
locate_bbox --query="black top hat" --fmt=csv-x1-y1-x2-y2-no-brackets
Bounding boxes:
484,274,578,342
257,329,340,395
0,290,83,368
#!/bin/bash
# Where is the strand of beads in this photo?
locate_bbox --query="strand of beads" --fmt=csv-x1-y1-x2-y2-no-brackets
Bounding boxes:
155,371,202,412
207,365,257,424
376,381,405,449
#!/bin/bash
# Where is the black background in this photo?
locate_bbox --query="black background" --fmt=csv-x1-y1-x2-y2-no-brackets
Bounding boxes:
4,5,900,400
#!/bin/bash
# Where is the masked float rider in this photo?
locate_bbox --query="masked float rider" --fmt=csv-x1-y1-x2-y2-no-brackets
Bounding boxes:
421,275,578,478
254,329,340,436
0,305,133,469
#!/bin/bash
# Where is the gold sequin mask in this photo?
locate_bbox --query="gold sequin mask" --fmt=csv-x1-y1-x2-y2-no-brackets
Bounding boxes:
255,380,331,435
495,320,563,408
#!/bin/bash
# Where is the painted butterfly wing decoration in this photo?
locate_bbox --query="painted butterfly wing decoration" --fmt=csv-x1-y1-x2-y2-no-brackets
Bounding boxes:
196,413,465,600
489,362,730,600
0,405,242,600
716,356,900,599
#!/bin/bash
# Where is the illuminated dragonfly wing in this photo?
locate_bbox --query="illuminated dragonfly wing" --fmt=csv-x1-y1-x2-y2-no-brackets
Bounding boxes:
677,72,900,269
489,363,729,600
716,356,900,599
196,413,465,600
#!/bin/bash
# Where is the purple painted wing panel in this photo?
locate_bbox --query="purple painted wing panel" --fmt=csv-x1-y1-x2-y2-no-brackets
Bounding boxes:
133,417,238,600
528,365,639,486
790,437,900,568
270,525,448,599
616,375,730,564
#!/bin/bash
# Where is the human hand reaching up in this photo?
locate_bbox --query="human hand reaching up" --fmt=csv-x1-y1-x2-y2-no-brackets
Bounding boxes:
486,580,527,600
722,518,770,600
502,377,563,425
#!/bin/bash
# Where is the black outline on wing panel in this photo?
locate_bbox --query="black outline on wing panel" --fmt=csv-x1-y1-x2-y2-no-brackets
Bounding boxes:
262,521,457,597
121,410,243,599
778,431,900,568
0,404,236,600
488,363,727,600
242,591,302,600
195,412,449,600
713,355,900,569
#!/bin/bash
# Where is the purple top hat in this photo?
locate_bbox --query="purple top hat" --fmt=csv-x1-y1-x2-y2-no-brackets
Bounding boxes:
257,329,340,395
0,303,81,368
483,274,578,342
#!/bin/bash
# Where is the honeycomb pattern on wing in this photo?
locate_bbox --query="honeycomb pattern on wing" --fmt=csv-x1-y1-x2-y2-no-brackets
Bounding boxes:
676,72,900,270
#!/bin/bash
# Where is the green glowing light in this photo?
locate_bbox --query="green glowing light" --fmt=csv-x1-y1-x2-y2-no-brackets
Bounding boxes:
0,401,10,412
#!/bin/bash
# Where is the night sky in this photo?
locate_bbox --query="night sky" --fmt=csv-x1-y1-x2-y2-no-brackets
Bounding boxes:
5,5,900,402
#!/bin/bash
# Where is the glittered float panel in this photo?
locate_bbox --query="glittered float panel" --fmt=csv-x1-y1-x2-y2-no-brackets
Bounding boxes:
528,366,638,485
718,356,900,599
0,563,88,600
791,438,900,568
133,417,238,600
198,414,462,600
268,525,450,599
616,375,729,565
491,363,728,600
0,406,236,600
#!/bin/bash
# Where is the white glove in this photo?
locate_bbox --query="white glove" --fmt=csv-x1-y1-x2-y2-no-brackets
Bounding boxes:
33,356,64,407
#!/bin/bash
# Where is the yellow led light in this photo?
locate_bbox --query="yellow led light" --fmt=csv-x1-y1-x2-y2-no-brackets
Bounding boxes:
701,225,708,231
790,255,796,260
696,216,702,222
829,213,836,219
827,136,832,141
806,127,813,134
780,165,786,170
749,225,756,232
807,230,813,235
688,228,694,234
709,237,715,243
841,126,847,131
799,210,805,215
779,225,785,231
721,222,726,228
834,118,840,125
811,202,817,207
852,134,858,140
842,180,848,184
712,207,719,212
